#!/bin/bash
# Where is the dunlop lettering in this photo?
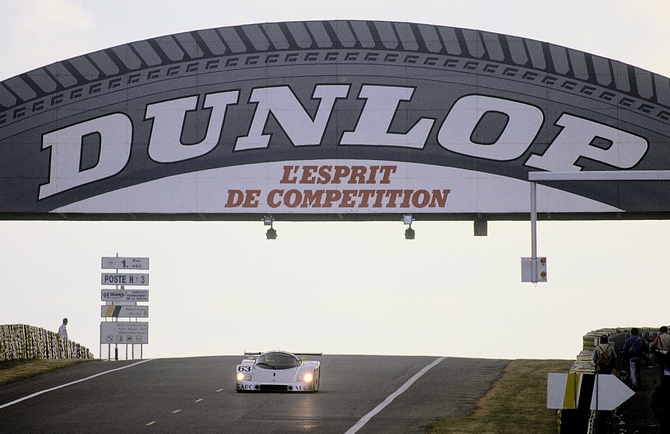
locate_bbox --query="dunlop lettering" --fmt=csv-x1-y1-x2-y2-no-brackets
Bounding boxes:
37,85,648,199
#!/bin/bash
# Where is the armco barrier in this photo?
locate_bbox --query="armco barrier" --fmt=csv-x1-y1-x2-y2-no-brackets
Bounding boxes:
0,324,94,362
560,327,662,433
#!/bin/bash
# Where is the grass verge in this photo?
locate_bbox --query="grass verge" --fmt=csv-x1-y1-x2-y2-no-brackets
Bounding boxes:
0,359,98,385
427,359,574,433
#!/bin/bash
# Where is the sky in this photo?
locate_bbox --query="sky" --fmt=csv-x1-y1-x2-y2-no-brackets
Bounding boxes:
1,0,670,361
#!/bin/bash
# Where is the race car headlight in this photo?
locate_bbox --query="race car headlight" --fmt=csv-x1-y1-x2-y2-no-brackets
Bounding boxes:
303,373,313,383
237,373,246,381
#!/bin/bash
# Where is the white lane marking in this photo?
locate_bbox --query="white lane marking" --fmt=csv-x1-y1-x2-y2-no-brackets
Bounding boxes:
0,359,152,409
344,357,446,434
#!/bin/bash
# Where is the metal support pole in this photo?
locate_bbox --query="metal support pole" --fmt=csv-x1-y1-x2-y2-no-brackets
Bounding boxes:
530,181,538,283
526,170,670,284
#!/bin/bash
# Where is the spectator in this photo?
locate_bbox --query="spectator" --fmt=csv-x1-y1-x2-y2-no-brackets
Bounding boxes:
58,318,68,340
593,334,616,375
653,326,670,381
623,328,648,390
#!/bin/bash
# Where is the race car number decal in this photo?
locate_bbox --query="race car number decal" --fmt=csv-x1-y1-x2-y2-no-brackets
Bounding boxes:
237,366,251,372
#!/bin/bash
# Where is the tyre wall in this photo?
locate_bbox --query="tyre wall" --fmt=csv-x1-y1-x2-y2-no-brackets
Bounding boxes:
0,324,94,362
559,327,661,433
571,327,660,375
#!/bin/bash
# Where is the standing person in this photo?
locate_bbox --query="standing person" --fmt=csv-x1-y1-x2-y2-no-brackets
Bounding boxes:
593,334,616,375
653,327,670,381
623,328,648,390
58,318,68,340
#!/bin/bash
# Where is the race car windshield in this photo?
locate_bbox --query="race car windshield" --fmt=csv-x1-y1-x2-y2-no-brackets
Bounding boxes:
255,352,301,370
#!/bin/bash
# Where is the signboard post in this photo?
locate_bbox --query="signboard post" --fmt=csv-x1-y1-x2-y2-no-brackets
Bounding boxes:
100,255,150,360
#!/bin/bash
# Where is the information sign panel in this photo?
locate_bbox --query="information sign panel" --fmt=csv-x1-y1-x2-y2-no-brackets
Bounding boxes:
101,257,149,270
101,273,149,286
101,305,149,318
100,322,148,344
547,373,634,411
101,289,149,302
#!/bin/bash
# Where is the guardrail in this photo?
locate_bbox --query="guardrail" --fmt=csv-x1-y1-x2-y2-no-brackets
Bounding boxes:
0,324,94,362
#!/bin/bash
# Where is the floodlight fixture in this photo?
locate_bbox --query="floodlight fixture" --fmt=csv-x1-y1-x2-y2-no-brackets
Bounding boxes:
403,214,414,240
264,216,277,239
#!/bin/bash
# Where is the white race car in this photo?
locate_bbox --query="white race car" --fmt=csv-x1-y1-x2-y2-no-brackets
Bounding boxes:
236,350,321,392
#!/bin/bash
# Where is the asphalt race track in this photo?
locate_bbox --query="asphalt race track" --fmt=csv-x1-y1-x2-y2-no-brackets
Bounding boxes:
0,355,508,433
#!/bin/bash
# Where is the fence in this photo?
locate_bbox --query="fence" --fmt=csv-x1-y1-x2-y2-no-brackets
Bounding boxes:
0,324,94,362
